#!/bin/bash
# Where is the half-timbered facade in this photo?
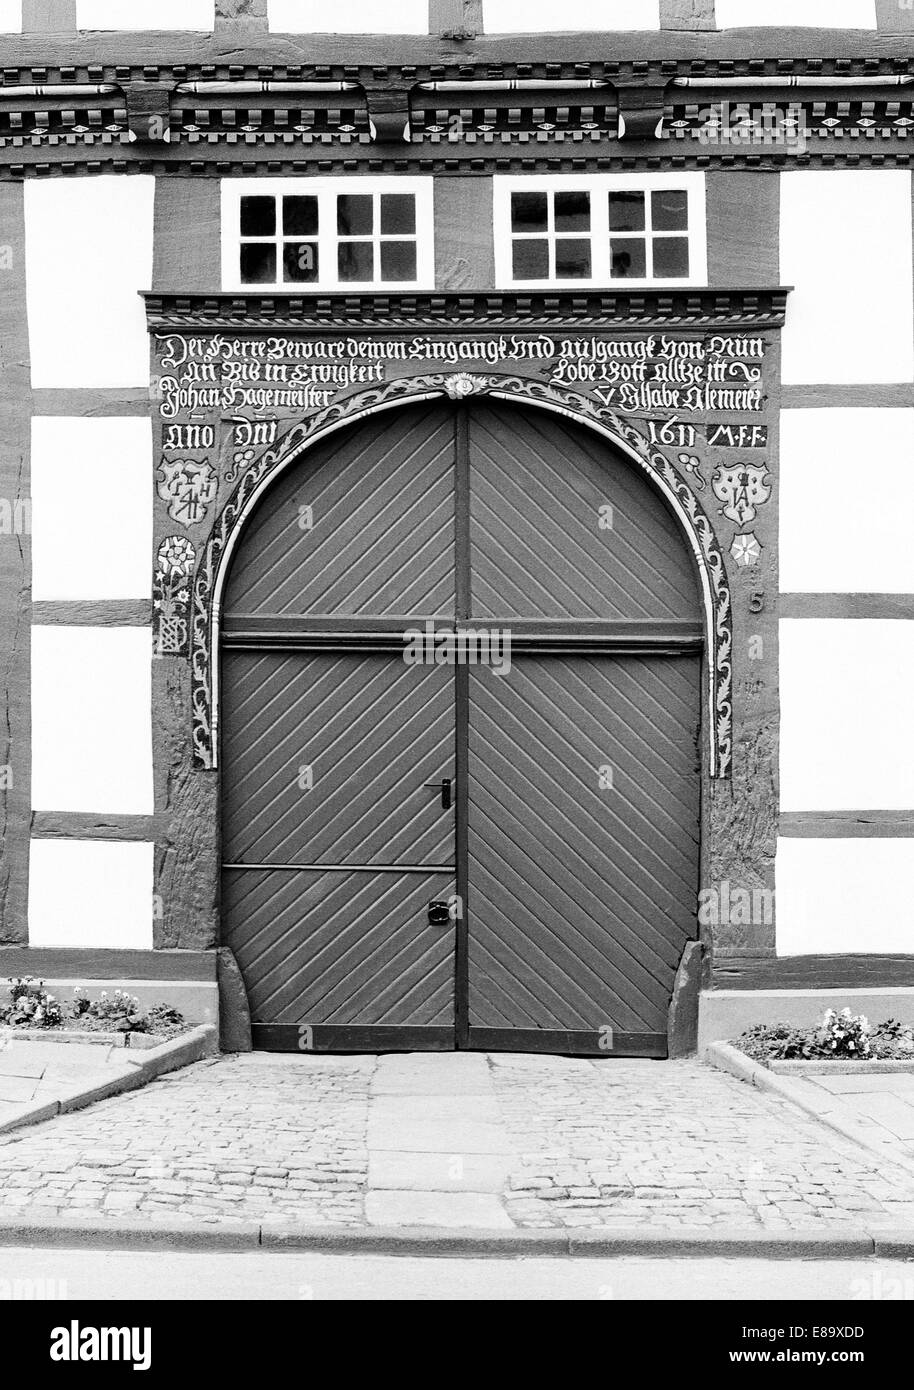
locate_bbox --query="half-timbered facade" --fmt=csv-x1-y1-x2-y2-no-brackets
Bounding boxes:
1,0,913,1055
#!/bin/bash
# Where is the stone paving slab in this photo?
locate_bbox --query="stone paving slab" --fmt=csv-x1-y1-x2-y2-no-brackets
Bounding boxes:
0,1076,41,1103
370,1055,491,1096
368,1150,511,1192
815,1073,914,1094
370,1094,500,1122
365,1190,513,1228
368,1117,514,1154
0,1052,913,1236
0,1046,50,1078
836,1093,914,1141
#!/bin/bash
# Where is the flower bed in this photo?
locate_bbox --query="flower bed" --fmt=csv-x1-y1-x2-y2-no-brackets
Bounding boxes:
0,978,187,1043
734,1009,914,1065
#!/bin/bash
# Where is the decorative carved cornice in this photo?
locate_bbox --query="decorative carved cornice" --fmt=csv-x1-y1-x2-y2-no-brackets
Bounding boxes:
5,147,914,177
143,287,790,333
1,50,914,88
3,56,914,166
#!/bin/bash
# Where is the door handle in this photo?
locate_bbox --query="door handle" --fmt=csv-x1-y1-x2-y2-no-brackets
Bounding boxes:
423,778,453,810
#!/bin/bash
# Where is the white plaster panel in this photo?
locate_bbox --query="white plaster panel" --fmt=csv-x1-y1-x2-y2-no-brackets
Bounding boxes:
484,0,659,29
31,418,152,601
776,838,914,956
268,0,428,32
25,176,155,389
779,620,914,811
0,1,21,32
779,409,914,594
716,0,876,26
28,839,154,949
31,626,153,814
76,0,214,28
780,171,914,385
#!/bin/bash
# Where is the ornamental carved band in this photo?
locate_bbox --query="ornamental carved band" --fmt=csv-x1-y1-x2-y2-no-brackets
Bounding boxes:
191,374,733,779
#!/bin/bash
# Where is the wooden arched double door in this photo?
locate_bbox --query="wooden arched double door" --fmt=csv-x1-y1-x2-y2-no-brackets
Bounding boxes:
220,399,702,1055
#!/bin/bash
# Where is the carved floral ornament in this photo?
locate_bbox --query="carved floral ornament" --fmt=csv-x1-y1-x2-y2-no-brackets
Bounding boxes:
188,372,734,781
154,535,196,658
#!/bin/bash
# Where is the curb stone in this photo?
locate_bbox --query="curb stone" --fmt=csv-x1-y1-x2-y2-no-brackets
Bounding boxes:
0,1216,260,1251
706,1041,914,1182
0,1025,218,1135
0,1217,910,1259
768,1058,914,1076
260,1224,568,1256
0,1028,183,1050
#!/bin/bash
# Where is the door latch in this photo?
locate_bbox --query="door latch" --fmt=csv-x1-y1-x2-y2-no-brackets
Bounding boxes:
427,900,451,926
423,777,453,810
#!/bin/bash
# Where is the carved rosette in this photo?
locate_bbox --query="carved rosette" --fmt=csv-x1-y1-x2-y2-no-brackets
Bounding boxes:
443,373,492,400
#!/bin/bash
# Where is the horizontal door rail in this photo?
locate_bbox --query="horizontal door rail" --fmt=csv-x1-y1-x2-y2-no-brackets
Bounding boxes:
222,620,703,655
223,616,703,636
222,862,454,874
219,642,697,658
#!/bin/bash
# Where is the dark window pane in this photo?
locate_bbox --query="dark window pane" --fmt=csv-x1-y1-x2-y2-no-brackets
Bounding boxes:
283,241,319,283
380,240,417,281
653,236,690,279
651,189,688,231
240,196,276,237
380,194,416,235
555,238,592,279
554,190,590,232
338,240,374,281
512,239,549,280
240,242,277,284
608,191,645,232
610,238,646,279
283,195,318,236
510,191,548,233
337,194,373,236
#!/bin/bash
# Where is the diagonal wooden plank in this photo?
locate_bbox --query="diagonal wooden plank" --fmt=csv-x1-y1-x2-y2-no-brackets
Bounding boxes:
468,402,701,622
224,868,456,1027
225,400,457,619
467,653,700,1035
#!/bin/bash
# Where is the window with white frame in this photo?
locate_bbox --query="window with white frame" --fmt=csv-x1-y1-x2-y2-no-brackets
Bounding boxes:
493,175,707,289
221,178,434,291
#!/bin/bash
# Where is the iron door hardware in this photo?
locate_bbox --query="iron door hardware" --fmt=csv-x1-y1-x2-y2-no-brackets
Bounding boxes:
423,777,453,810
427,900,451,926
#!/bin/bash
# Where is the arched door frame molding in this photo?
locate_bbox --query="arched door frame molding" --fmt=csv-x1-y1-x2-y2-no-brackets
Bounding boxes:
192,372,733,777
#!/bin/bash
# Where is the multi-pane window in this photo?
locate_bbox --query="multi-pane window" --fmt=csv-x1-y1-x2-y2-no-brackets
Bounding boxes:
608,187,690,280
238,192,320,286
495,175,706,288
509,189,592,281
222,178,433,291
336,191,418,284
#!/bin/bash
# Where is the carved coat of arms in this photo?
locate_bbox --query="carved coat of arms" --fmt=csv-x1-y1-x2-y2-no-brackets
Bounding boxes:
157,458,218,527
711,464,771,527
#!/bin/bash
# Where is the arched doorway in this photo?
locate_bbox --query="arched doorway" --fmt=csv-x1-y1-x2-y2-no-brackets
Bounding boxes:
219,397,703,1055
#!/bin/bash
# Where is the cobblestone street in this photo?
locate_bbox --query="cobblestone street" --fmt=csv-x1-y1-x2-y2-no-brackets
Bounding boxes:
491,1056,914,1230
1,1053,914,1233
0,1055,374,1227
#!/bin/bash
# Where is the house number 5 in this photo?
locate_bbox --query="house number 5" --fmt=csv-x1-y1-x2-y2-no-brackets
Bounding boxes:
748,590,765,614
